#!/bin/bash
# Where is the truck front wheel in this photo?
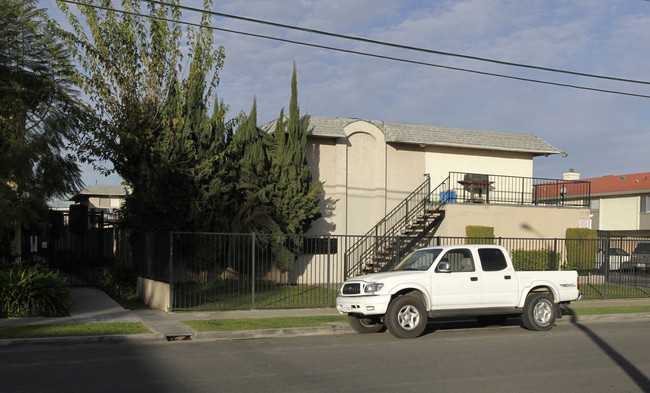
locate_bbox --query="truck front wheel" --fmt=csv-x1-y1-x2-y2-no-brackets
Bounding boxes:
348,315,384,334
385,294,427,338
521,293,556,331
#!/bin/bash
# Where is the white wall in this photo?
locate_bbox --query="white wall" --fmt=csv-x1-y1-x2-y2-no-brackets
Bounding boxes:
425,146,533,189
599,197,640,231
438,204,591,239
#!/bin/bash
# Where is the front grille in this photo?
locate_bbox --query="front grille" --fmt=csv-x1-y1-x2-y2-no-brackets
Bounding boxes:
342,283,360,295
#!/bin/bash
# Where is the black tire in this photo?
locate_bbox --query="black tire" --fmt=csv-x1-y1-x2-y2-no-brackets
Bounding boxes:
521,293,556,331
384,294,427,338
476,315,508,327
348,315,384,334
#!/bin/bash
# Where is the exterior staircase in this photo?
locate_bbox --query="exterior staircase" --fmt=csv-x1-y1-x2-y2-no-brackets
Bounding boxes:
344,175,451,278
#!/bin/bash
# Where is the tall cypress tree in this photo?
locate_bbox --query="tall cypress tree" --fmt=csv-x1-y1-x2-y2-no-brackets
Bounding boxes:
267,65,323,272
190,96,234,232
231,100,279,234
271,64,322,235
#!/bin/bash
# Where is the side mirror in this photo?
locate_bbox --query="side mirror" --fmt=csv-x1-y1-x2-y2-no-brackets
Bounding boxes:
437,261,451,273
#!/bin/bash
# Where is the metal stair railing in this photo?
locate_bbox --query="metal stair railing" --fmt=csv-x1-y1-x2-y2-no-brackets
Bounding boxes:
344,175,451,277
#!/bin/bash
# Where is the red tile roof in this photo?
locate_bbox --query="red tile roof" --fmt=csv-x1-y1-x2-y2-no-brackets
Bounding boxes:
584,172,650,194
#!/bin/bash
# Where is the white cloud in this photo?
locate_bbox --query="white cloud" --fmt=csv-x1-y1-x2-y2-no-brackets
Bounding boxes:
41,0,650,183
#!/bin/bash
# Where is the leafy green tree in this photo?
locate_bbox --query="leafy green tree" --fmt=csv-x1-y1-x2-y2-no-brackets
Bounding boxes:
57,0,231,231
0,0,86,260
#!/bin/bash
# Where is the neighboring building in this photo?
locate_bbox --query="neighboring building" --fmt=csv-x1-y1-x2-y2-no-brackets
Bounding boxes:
68,184,130,225
263,116,590,240
570,171,650,237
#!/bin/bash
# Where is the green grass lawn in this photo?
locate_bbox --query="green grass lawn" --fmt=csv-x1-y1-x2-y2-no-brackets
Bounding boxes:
579,283,650,299
183,315,348,332
0,322,151,340
562,305,650,316
173,281,338,310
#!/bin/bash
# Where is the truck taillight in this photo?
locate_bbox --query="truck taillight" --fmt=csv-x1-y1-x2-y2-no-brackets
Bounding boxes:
577,276,580,291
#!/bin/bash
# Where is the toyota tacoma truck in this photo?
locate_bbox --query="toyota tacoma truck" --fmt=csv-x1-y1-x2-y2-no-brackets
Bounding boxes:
337,244,581,338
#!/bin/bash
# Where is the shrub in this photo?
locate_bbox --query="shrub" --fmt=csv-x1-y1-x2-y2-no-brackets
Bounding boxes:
565,228,598,274
465,226,495,244
98,260,137,299
0,264,69,317
511,250,560,271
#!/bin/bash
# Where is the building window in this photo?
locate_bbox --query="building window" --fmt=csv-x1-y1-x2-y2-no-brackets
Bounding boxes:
590,199,600,211
642,195,650,213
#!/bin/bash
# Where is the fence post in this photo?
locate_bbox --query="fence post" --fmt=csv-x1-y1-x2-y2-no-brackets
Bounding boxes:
251,232,256,310
553,239,558,270
169,232,174,312
327,235,331,307
604,233,611,300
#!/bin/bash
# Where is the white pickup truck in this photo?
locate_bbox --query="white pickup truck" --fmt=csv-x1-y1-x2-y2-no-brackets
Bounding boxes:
337,244,581,338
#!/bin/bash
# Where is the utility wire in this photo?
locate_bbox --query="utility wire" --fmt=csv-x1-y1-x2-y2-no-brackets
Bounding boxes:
58,0,650,99
142,0,650,87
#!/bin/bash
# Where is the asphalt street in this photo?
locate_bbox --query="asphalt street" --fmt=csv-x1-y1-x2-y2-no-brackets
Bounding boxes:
2,318,649,393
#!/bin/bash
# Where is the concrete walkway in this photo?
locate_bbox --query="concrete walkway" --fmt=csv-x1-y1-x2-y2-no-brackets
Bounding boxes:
2,288,650,343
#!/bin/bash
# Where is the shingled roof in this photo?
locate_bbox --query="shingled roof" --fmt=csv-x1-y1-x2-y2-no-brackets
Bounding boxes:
585,172,650,195
68,185,130,202
261,115,564,156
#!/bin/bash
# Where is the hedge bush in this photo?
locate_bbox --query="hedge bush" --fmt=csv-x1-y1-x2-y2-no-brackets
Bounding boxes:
511,250,560,271
565,228,598,274
465,226,495,244
98,260,138,300
0,264,69,317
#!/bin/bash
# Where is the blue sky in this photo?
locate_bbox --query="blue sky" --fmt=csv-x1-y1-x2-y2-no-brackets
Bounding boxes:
43,0,650,186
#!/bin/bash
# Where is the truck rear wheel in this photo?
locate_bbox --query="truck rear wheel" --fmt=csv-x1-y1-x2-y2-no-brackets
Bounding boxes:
348,315,384,334
521,293,556,331
385,294,427,338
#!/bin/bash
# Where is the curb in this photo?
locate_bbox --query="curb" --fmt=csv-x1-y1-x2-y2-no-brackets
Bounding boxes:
192,323,355,342
0,332,165,347
3,313,650,345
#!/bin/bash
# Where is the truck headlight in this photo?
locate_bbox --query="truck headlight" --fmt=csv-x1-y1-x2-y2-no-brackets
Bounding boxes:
364,282,384,294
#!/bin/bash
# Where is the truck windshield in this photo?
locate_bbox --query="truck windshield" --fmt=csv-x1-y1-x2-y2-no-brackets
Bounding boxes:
391,249,442,271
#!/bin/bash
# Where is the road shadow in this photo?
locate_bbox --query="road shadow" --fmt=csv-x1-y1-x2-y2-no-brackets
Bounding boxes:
421,317,521,334
563,308,650,391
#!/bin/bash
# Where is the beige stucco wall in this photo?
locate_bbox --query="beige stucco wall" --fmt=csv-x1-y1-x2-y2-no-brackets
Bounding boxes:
306,121,428,236
599,197,640,231
345,123,386,235
304,120,547,237
306,137,338,234
137,277,170,312
437,204,591,239
425,146,533,189
386,142,427,213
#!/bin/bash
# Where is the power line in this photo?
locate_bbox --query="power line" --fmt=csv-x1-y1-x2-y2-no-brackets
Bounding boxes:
142,0,650,87
57,0,650,99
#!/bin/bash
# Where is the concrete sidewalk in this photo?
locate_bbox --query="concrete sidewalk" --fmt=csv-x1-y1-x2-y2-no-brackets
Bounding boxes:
0,287,343,342
2,288,650,343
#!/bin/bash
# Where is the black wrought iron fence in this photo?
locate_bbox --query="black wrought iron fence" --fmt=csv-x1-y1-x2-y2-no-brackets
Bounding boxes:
131,232,650,311
21,211,124,286
446,172,591,207
134,232,351,311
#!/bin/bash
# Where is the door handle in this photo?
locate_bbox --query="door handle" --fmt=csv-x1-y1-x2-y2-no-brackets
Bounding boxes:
504,275,511,280
471,277,478,281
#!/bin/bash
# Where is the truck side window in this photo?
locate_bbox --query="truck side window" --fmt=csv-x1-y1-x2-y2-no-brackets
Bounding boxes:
440,249,474,272
478,248,508,271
